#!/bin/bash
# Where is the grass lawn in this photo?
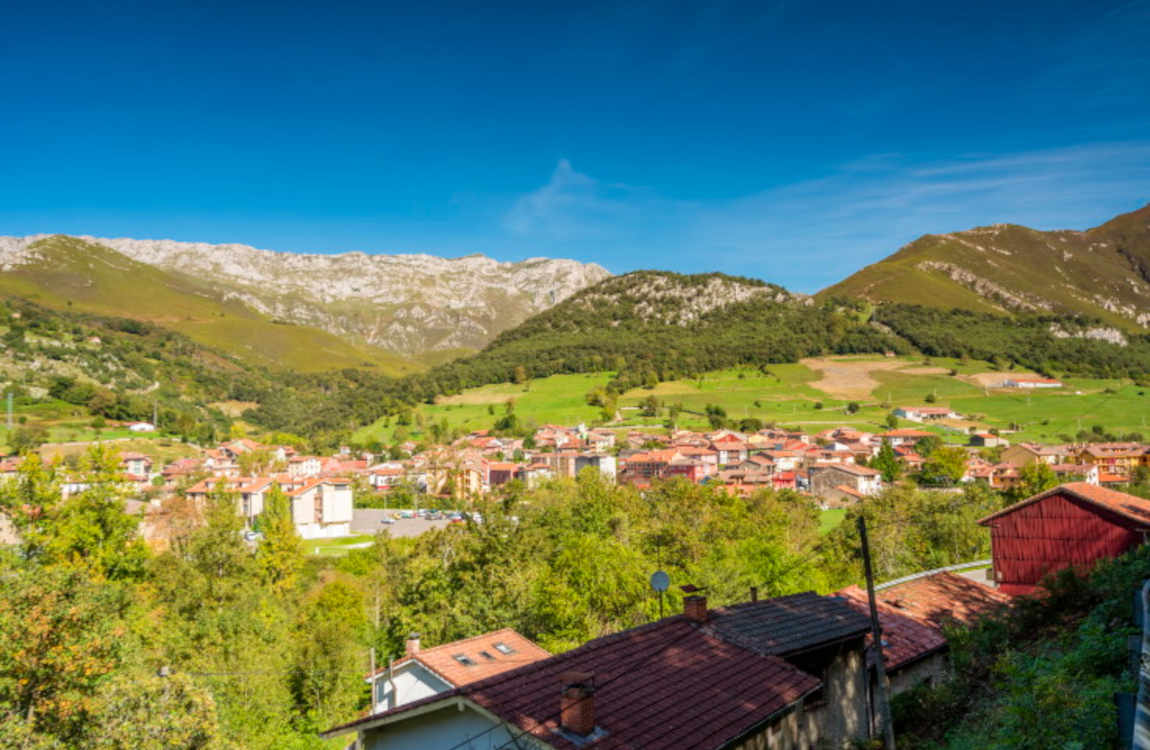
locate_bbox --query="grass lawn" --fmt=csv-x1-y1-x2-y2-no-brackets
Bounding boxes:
819,508,847,536
353,372,613,445
307,534,375,557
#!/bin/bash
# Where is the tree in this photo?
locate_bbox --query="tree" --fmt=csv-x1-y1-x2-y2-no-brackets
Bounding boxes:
846,401,860,414
257,485,304,595
872,441,902,483
86,671,219,749
9,424,48,454
916,435,943,457
290,578,368,728
640,395,659,417
47,445,148,580
0,566,128,737
1010,462,1060,501
885,412,899,429
921,446,968,485
512,365,528,385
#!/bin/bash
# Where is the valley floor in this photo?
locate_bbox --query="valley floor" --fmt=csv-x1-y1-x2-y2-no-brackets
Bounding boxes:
352,356,1150,447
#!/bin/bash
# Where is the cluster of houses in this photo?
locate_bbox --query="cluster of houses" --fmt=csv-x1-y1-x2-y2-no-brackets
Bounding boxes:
7,403,1148,542
321,477,1150,749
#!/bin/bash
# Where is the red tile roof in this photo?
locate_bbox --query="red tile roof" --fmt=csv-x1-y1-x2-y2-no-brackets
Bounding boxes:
836,572,1010,671
705,591,871,657
835,588,944,671
328,617,820,749
979,482,1150,527
880,429,935,438
370,628,549,687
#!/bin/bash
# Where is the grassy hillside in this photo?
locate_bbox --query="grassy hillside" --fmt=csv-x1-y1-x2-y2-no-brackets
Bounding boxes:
0,236,419,374
353,357,1150,446
820,203,1150,330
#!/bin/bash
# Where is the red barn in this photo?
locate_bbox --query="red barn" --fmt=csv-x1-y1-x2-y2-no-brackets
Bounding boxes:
978,482,1150,595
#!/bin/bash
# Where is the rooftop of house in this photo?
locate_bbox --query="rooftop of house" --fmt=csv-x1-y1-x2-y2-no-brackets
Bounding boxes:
330,615,821,749
836,572,1010,671
979,482,1150,527
815,463,880,477
880,429,935,438
704,590,871,658
370,628,549,687
834,588,945,672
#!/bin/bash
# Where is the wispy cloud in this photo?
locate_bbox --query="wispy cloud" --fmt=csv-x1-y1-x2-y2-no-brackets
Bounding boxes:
503,143,1150,291
503,159,643,241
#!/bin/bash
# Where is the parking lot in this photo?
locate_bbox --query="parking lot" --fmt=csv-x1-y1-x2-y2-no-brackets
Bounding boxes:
351,509,454,538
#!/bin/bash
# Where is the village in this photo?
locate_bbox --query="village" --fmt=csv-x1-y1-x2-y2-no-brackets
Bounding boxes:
4,394,1147,548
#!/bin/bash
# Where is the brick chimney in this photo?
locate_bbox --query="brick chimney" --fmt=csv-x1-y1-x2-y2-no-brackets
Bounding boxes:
683,595,708,623
559,671,596,736
405,633,421,657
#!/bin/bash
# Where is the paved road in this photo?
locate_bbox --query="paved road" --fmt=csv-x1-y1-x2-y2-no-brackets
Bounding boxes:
351,508,452,538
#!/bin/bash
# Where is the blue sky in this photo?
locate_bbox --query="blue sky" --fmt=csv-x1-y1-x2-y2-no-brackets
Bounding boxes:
1,0,1148,292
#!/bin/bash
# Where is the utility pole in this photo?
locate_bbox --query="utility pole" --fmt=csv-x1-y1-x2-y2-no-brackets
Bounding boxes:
858,516,896,749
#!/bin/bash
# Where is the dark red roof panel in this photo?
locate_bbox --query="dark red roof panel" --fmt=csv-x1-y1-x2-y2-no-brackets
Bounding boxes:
706,591,871,657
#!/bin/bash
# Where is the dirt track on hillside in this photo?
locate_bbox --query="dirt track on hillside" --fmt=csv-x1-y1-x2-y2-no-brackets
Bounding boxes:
800,358,948,400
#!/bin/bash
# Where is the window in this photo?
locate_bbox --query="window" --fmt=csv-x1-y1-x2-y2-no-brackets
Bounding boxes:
479,651,495,661
493,642,515,655
452,654,476,667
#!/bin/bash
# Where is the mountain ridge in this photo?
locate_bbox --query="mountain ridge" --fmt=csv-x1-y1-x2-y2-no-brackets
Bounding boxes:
819,203,1150,328
0,234,612,358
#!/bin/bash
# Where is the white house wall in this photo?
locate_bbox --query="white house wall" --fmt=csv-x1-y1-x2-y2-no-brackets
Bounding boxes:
322,484,353,525
372,663,453,713
361,704,518,750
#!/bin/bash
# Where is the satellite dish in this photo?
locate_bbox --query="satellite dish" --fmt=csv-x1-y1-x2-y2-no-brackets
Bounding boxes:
650,570,670,593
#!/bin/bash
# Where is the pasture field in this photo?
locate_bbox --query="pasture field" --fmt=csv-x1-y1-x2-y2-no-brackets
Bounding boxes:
352,356,1149,446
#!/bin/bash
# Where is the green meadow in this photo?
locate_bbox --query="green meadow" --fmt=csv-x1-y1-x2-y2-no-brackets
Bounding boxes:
352,356,1150,446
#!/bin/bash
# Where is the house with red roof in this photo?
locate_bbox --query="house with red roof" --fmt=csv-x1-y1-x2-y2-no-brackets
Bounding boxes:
836,571,1011,694
286,477,353,539
878,428,935,447
979,482,1150,595
365,629,550,714
709,433,748,465
808,464,882,505
118,451,152,479
323,591,879,750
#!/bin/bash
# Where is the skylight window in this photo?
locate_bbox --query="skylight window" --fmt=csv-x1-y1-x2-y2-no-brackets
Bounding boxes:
452,654,476,666
479,651,495,661
493,642,515,655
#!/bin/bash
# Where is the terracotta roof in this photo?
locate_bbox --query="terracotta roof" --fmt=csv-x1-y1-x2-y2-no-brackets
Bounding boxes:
871,572,1012,627
329,617,820,748
834,588,944,671
880,429,935,438
705,591,871,657
836,572,1009,671
818,463,879,477
372,628,549,687
979,482,1150,527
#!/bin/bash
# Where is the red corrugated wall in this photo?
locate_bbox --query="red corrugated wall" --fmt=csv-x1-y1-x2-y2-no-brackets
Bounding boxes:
987,492,1142,595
